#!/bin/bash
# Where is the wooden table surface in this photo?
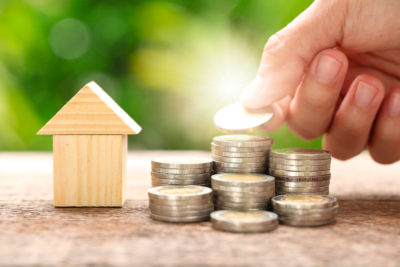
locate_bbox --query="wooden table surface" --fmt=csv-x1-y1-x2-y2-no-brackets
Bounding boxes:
1,151,399,266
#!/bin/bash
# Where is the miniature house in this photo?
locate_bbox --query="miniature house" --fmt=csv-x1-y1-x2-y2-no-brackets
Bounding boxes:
38,81,141,207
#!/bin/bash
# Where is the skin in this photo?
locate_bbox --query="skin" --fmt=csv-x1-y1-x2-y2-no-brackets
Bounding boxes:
240,0,400,164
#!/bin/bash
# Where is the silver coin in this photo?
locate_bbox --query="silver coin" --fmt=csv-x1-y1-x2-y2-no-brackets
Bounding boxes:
151,177,210,184
151,172,211,180
276,190,330,196
150,207,213,217
214,161,268,169
148,185,212,201
274,204,338,216
275,180,330,188
214,195,270,203
275,185,330,193
211,149,269,158
269,164,330,171
270,169,330,177
151,157,213,169
213,135,274,147
274,175,331,182
152,182,211,187
214,102,274,133
214,189,274,198
152,167,212,175
215,204,267,211
212,185,274,194
210,210,278,233
212,155,268,163
278,212,336,221
215,167,267,174
149,202,213,211
215,200,267,208
269,158,331,166
272,194,337,209
150,213,210,223
212,173,274,186
149,198,213,207
212,143,271,152
270,148,331,160
279,217,335,226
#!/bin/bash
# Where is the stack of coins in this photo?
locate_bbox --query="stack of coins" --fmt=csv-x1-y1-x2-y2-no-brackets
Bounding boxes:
211,135,273,174
211,173,275,211
151,157,213,187
210,210,278,233
148,185,214,223
272,194,338,226
269,148,331,195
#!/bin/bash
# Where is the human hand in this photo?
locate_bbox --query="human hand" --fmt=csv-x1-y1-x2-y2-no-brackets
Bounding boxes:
240,0,400,163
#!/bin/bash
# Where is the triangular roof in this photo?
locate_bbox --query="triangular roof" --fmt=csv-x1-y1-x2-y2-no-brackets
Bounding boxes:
38,81,142,135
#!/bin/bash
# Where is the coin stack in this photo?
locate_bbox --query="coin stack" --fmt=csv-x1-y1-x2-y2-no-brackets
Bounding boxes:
211,135,273,174
211,173,275,211
272,194,338,226
151,157,213,187
269,148,331,195
210,210,278,233
148,185,214,223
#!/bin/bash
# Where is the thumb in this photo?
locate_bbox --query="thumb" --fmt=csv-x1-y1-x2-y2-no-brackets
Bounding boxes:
240,0,345,108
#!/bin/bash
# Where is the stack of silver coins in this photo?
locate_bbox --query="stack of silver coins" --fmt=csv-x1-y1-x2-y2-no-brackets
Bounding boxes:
151,157,213,187
269,148,331,195
211,173,275,211
211,135,273,174
272,194,338,226
210,210,278,233
148,185,214,223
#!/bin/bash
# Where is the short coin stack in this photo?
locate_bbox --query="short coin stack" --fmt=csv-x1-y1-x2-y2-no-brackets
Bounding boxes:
151,157,213,187
211,135,273,174
148,185,214,223
210,210,278,233
269,148,331,195
272,194,338,226
211,173,275,211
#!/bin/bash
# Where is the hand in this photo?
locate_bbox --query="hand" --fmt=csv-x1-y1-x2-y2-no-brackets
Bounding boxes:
240,0,400,163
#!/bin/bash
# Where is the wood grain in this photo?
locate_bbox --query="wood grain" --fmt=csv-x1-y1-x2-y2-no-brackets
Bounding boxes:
0,151,399,266
53,135,127,207
37,81,142,135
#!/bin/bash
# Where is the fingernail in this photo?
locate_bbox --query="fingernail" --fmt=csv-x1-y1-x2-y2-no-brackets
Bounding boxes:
388,91,400,117
313,54,341,84
354,81,377,107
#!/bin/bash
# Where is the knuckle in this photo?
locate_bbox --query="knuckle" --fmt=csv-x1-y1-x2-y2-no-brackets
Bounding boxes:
264,32,286,52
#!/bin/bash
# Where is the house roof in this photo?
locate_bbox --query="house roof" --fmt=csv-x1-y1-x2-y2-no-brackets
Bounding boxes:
37,81,142,135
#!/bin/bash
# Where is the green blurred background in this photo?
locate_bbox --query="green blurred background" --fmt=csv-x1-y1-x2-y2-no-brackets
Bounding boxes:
0,0,322,151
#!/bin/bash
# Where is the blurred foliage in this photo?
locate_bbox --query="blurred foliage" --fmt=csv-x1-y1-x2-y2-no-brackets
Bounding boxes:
0,0,320,151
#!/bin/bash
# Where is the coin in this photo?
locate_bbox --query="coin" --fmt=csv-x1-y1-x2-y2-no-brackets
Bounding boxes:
272,194,337,209
276,180,330,188
151,157,213,169
212,173,274,186
214,189,274,198
279,217,335,226
215,166,267,174
151,177,210,184
150,207,213,217
149,198,213,206
150,213,210,223
211,149,269,158
212,155,268,163
270,169,330,177
275,185,329,193
270,148,331,160
274,204,338,215
269,164,331,171
275,190,329,196
214,161,268,168
214,103,274,133
274,175,331,182
215,202,267,210
212,143,271,152
148,185,212,201
152,167,212,175
149,202,214,211
151,172,211,180
215,195,270,203
269,158,331,166
213,135,274,147
211,210,278,233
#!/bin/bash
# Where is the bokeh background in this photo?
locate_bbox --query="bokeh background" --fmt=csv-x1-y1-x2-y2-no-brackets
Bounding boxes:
0,0,321,151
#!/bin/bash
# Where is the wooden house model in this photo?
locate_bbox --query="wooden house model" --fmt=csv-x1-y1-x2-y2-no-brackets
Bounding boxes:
38,81,141,207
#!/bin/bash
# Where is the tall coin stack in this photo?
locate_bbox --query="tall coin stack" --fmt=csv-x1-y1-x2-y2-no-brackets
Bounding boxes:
272,194,338,226
148,185,214,223
269,148,331,195
151,157,213,187
211,173,275,211
211,135,274,174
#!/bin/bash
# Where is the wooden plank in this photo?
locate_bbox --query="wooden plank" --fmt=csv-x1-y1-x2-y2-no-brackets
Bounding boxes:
53,135,127,207
37,81,142,135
